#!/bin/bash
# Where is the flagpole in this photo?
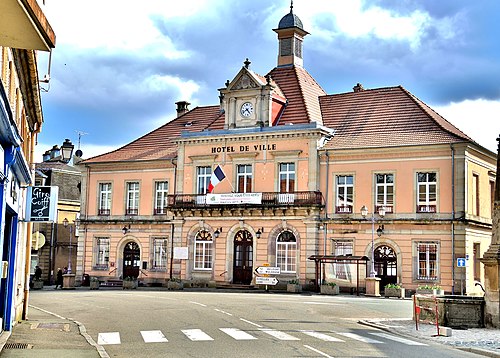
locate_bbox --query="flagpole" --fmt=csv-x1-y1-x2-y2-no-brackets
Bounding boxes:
219,165,236,193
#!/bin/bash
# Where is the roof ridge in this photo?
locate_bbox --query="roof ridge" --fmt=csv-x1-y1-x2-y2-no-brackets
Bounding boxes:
398,86,471,142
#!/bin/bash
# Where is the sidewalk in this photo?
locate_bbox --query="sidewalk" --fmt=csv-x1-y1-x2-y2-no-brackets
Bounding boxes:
360,318,500,358
0,304,102,357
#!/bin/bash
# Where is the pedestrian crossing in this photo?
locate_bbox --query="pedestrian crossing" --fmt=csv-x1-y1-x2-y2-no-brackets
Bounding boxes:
97,328,427,346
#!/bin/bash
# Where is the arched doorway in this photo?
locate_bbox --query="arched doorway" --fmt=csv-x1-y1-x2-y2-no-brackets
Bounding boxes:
123,241,140,279
233,230,253,284
374,245,397,289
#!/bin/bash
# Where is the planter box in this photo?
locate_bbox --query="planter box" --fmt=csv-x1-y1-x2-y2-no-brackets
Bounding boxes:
123,280,138,289
90,280,100,290
384,287,405,299
320,285,339,295
32,281,44,290
416,288,444,296
287,284,302,293
167,281,183,290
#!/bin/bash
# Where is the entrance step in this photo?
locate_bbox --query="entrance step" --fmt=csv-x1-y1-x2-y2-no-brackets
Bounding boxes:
104,279,123,287
215,283,257,290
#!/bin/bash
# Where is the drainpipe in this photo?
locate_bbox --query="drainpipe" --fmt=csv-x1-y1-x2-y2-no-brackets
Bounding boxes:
324,151,330,255
169,157,177,280
451,144,455,295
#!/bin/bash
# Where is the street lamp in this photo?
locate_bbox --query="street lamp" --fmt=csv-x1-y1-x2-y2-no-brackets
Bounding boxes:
360,205,385,277
62,218,73,274
60,139,74,163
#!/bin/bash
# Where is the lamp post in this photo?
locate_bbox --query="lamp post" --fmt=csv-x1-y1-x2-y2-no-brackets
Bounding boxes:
62,218,73,274
360,205,385,278
60,139,74,163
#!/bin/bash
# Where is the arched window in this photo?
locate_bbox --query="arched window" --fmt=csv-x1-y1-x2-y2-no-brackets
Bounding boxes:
276,231,296,273
194,230,213,270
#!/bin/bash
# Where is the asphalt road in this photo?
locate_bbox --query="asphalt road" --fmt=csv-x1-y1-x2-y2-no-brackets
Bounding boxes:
28,289,480,358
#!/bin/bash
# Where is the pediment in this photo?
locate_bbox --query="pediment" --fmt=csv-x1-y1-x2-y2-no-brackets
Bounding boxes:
227,68,264,91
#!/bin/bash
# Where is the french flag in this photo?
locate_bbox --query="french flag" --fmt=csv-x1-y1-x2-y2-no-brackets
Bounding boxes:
207,165,226,193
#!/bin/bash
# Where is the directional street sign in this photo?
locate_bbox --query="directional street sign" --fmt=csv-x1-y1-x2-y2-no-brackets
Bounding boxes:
255,276,279,285
457,258,466,267
255,266,281,275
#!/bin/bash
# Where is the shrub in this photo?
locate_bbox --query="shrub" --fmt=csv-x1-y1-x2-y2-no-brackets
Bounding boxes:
324,282,337,287
288,279,300,285
385,283,402,289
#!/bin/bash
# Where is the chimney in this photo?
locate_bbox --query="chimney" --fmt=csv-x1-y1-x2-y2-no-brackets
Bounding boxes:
353,83,365,93
175,101,191,117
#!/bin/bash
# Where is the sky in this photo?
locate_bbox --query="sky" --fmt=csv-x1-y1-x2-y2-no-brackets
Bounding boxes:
36,0,500,160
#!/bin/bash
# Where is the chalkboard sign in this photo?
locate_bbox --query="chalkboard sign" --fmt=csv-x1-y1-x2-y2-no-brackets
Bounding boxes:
26,186,58,222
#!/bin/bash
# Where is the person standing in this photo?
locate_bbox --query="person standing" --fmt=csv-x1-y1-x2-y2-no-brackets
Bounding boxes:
55,268,63,289
34,266,42,281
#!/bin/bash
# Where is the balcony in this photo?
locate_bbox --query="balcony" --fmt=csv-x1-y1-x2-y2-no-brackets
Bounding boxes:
167,191,323,209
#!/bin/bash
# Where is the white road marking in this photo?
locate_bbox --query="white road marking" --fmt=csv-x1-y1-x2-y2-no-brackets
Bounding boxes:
214,308,233,316
190,301,207,307
240,318,263,328
303,301,341,306
220,328,257,340
140,330,168,343
300,330,345,342
259,328,300,341
370,332,427,346
97,332,121,345
303,345,334,358
181,329,214,341
336,332,384,343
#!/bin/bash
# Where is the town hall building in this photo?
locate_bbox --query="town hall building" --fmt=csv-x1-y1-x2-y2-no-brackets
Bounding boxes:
76,6,496,295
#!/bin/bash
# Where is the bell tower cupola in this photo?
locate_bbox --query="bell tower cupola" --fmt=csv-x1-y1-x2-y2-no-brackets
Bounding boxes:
273,1,309,67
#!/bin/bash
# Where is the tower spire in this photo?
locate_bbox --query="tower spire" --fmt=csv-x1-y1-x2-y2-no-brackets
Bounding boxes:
290,0,293,13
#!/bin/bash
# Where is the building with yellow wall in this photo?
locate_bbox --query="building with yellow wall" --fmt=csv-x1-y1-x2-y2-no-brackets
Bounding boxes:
77,7,495,296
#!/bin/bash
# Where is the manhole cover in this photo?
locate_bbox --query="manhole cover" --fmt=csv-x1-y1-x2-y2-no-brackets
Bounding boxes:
3,343,33,349
31,322,70,331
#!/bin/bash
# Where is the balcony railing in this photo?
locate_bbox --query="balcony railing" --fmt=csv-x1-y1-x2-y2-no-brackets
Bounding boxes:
154,207,168,215
126,208,138,216
335,205,353,214
417,205,437,213
376,205,393,214
167,191,323,209
98,208,110,216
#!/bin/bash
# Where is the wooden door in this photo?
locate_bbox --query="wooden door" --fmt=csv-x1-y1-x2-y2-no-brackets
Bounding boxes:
233,230,253,284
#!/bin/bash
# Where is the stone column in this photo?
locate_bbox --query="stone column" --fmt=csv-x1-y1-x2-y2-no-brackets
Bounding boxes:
481,135,500,327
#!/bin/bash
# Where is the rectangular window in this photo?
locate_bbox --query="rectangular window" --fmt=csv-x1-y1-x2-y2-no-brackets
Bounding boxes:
417,242,438,280
336,175,353,213
237,164,252,193
152,238,168,269
473,243,480,281
376,174,394,213
98,183,112,215
491,180,496,217
126,182,139,215
332,240,353,279
194,232,213,270
472,173,479,216
95,238,110,269
417,172,437,213
154,181,169,214
279,163,295,193
197,166,212,194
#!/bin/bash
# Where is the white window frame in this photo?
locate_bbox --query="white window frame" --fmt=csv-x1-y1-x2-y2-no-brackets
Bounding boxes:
279,162,295,193
375,173,394,213
197,166,212,194
152,237,168,270
416,242,438,281
126,182,139,214
237,164,252,193
95,237,110,269
276,231,297,273
417,172,437,212
98,183,112,215
331,240,353,279
155,181,169,214
336,175,353,213
194,230,213,270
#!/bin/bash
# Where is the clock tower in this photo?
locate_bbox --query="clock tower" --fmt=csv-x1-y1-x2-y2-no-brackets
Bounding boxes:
273,1,309,67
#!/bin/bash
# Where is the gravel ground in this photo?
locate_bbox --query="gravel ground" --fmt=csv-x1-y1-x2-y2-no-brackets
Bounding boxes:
361,318,500,357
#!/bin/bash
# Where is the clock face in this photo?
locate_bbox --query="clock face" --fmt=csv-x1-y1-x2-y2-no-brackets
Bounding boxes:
240,102,254,117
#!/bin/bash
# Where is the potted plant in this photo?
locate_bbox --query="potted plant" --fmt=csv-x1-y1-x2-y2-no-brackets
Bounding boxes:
32,277,44,290
384,283,405,298
167,277,183,290
416,284,444,295
320,281,339,295
89,277,100,290
287,279,302,293
123,276,138,289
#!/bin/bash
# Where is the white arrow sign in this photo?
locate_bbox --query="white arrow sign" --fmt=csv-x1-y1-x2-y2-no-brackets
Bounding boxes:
255,266,281,275
255,276,279,285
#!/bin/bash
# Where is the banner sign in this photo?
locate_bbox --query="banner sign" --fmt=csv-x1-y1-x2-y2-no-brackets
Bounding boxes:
206,193,262,205
26,186,58,222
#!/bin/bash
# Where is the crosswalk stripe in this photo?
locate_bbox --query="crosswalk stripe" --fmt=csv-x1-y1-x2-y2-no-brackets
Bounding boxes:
140,330,168,343
182,329,214,341
300,330,345,342
336,332,384,343
98,332,121,345
259,328,300,341
220,328,257,340
369,332,427,346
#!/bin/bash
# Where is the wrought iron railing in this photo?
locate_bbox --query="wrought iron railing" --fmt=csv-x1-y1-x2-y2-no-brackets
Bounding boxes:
167,191,323,209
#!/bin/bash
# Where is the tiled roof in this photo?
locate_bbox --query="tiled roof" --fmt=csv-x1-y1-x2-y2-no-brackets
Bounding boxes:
268,66,326,125
82,106,223,163
319,86,471,149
